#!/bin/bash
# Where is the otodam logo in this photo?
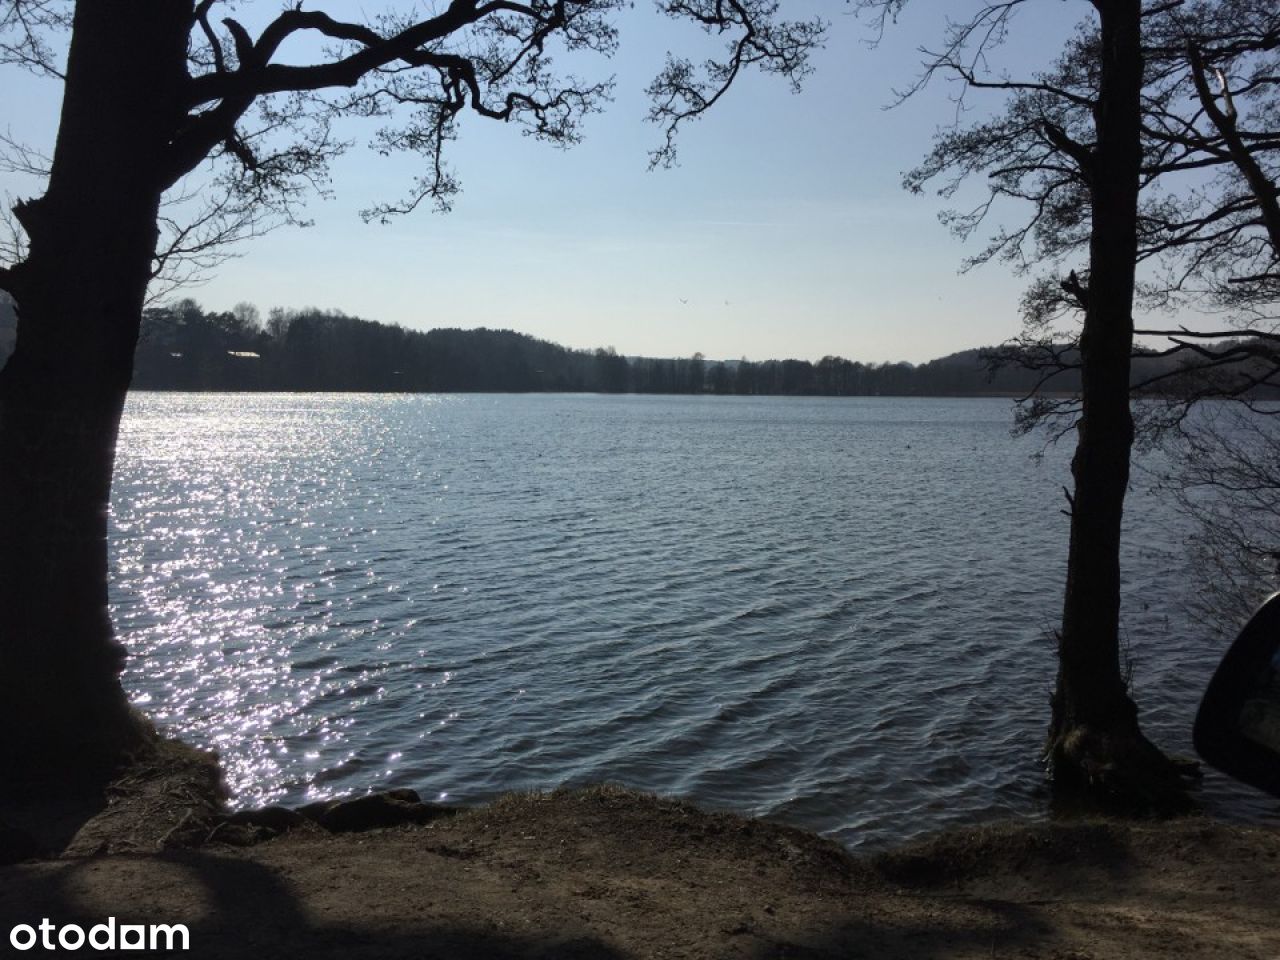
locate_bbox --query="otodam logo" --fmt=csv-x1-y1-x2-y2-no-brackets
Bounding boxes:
9,918,190,952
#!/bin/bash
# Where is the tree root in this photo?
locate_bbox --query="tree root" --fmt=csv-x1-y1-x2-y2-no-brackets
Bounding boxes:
1046,723,1201,816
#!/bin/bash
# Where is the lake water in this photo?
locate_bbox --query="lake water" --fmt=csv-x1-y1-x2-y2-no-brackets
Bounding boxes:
109,393,1278,849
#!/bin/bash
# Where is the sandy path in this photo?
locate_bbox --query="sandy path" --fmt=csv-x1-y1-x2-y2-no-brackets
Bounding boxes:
2,787,1277,958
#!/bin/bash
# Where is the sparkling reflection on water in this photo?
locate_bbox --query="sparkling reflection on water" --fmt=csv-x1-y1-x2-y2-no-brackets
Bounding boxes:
109,393,1279,848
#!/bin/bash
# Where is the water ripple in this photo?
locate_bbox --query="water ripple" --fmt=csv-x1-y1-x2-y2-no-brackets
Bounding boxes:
109,394,1280,846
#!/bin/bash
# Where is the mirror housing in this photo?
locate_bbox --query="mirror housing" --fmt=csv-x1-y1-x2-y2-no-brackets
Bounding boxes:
1194,591,1280,799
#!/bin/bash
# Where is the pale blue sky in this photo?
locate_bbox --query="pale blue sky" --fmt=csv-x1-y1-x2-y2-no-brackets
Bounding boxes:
1,1,1124,363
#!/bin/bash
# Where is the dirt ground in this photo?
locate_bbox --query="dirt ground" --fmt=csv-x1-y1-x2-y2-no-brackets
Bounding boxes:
2,783,1278,959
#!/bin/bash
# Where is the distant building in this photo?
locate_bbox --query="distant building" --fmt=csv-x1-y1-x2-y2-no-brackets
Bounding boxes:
0,294,16,366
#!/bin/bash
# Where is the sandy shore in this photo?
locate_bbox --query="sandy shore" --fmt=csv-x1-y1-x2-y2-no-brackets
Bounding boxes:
2,782,1278,959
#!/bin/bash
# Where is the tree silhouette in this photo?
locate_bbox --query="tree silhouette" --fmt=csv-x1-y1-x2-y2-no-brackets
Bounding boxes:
0,0,824,790
854,0,1278,806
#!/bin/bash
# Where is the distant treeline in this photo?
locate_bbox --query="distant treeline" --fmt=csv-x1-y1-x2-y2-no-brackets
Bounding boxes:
122,299,1062,396
0,296,1268,398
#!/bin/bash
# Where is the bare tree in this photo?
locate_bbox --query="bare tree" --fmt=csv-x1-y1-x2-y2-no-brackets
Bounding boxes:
903,0,1280,804
0,0,825,790
975,5,1279,649
853,0,1280,806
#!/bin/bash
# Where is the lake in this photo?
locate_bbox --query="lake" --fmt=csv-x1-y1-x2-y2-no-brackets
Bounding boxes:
109,393,1278,849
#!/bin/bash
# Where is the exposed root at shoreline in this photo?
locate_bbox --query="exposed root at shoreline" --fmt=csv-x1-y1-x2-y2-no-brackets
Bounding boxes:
0,735,221,863
1045,722,1202,817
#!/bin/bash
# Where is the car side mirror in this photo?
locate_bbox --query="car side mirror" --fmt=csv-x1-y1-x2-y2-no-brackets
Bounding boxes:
1194,591,1280,799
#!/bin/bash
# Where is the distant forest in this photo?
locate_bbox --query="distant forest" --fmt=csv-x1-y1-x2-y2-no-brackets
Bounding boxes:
124,300,1063,395
0,295,1266,398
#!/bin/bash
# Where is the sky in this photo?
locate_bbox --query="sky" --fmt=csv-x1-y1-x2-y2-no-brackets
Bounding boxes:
0,1,1131,364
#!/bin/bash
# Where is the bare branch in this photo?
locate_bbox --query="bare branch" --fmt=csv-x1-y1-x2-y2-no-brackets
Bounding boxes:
1041,120,1094,177
0,0,70,79
195,0,226,76
645,0,826,167
1188,41,1280,257
0,129,50,178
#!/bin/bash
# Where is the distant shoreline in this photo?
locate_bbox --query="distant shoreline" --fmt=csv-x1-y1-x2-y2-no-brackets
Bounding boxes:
5,297,1261,400
124,387,1081,399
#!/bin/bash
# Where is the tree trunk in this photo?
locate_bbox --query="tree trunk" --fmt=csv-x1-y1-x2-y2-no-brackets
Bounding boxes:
1046,0,1188,807
0,1,193,791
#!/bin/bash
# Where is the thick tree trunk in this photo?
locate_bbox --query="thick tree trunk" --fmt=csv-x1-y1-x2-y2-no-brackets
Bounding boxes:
0,2,192,791
1046,0,1188,807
